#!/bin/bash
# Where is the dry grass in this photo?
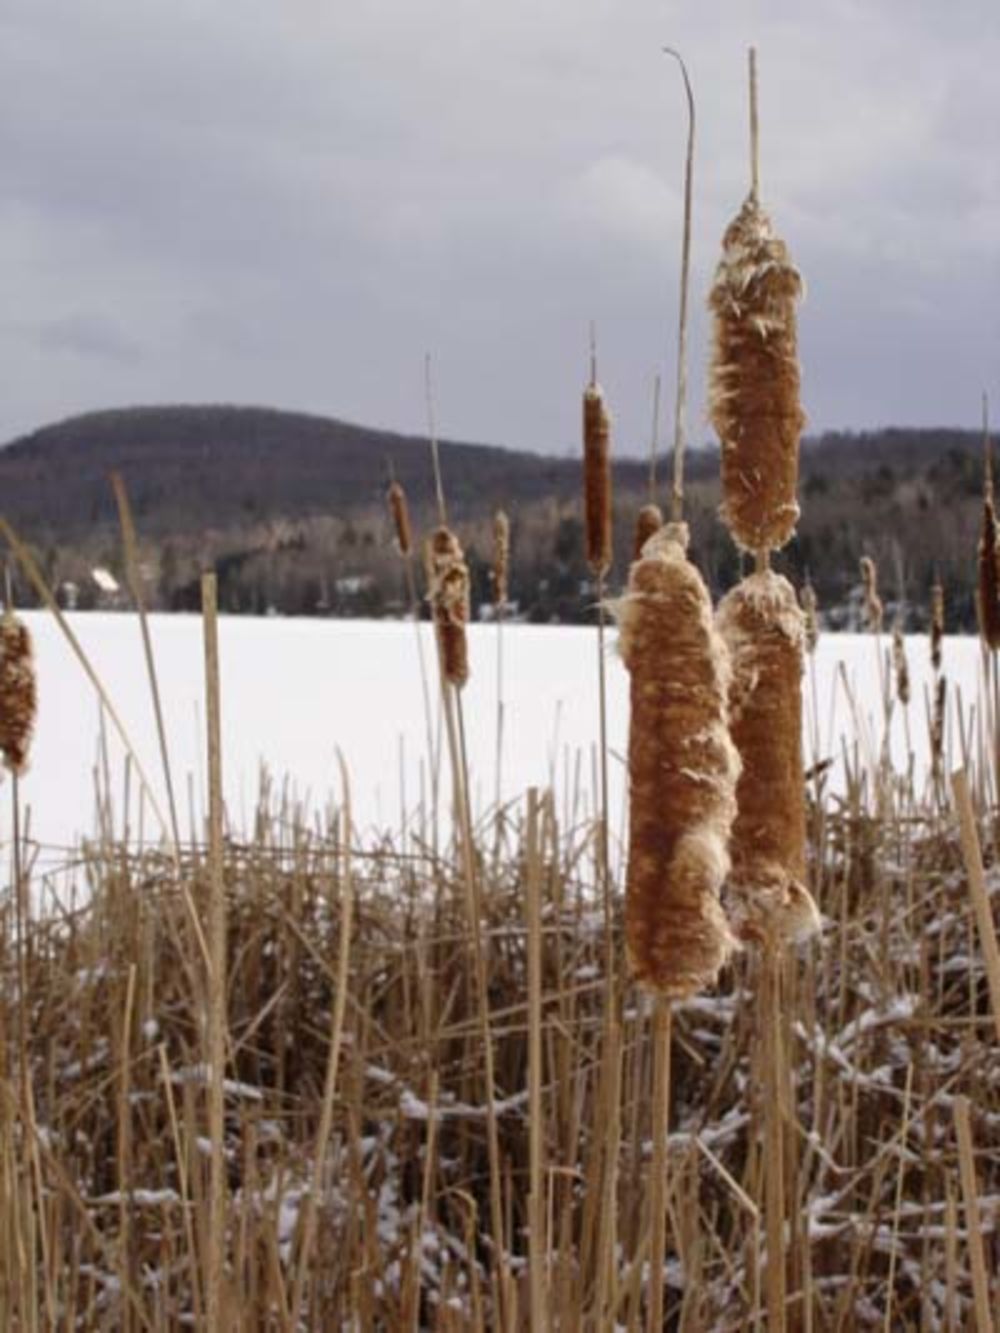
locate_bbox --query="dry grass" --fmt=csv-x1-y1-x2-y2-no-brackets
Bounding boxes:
2,713,999,1327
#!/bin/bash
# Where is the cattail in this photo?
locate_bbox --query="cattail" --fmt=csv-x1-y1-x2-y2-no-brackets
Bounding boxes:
709,194,805,554
0,611,37,775
583,381,612,575
633,503,663,561
860,556,883,633
976,486,1000,651
931,674,947,775
492,509,510,607
425,527,470,689
892,624,910,706
618,523,741,997
930,579,945,672
800,580,819,655
716,571,820,944
387,480,412,557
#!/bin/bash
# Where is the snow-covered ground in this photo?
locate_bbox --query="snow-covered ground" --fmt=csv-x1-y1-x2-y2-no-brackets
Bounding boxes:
12,612,989,862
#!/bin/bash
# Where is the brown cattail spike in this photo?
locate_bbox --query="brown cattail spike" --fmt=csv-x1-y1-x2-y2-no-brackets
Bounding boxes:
618,523,741,997
633,504,664,561
800,580,819,655
583,380,612,576
492,509,510,607
709,195,805,554
387,480,412,558
426,527,470,689
717,571,820,944
860,556,884,633
892,624,911,707
977,428,1000,650
0,610,37,775
930,579,945,672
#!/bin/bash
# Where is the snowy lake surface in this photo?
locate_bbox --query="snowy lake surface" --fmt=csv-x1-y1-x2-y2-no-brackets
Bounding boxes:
11,612,990,864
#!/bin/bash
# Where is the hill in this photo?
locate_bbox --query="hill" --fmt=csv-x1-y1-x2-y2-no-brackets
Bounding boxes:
0,405,983,625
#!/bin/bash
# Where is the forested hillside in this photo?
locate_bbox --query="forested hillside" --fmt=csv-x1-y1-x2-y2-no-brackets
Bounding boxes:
0,405,981,626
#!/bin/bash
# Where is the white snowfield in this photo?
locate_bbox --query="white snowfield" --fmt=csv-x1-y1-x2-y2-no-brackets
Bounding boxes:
12,612,987,861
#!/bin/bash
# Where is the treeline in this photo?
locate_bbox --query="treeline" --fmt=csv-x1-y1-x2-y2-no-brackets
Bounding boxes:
0,406,983,628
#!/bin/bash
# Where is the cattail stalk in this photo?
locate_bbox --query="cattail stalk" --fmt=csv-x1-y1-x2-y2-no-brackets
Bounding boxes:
621,524,740,993
0,609,37,778
860,556,884,634
716,571,820,945
634,377,664,558
492,510,510,857
386,474,439,852
583,340,613,579
930,578,944,674
425,528,470,691
709,196,804,552
420,370,508,1327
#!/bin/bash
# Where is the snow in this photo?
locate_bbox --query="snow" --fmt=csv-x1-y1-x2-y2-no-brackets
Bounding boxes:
10,613,986,860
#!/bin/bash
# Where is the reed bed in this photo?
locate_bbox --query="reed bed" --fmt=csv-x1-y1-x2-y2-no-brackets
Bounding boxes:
1,740,998,1328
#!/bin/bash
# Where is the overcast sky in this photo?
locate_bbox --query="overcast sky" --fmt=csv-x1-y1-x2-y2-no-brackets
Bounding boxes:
0,1,997,455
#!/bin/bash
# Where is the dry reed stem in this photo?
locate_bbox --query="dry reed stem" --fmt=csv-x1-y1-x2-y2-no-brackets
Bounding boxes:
709,194,804,553
860,556,884,633
387,480,413,557
201,572,228,1329
716,570,821,944
492,509,510,607
892,624,911,707
617,523,740,996
0,611,36,775
583,382,612,575
426,527,470,690
952,1096,993,1333
951,768,1000,1043
633,504,664,561
110,473,182,866
290,762,355,1324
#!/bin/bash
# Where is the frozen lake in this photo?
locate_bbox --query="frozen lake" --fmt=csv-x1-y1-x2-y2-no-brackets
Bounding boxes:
9,612,990,864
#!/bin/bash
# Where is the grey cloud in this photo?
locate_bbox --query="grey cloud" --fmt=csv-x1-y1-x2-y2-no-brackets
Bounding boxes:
35,312,143,365
0,0,996,452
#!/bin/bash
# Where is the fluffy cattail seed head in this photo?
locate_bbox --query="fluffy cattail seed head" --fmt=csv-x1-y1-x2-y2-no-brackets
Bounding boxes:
930,580,945,672
976,490,1000,651
618,523,741,997
492,509,510,607
633,503,663,561
709,195,805,553
387,481,412,557
716,571,817,946
0,611,37,775
583,382,612,575
800,580,819,655
892,624,910,707
860,557,883,633
426,527,470,689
